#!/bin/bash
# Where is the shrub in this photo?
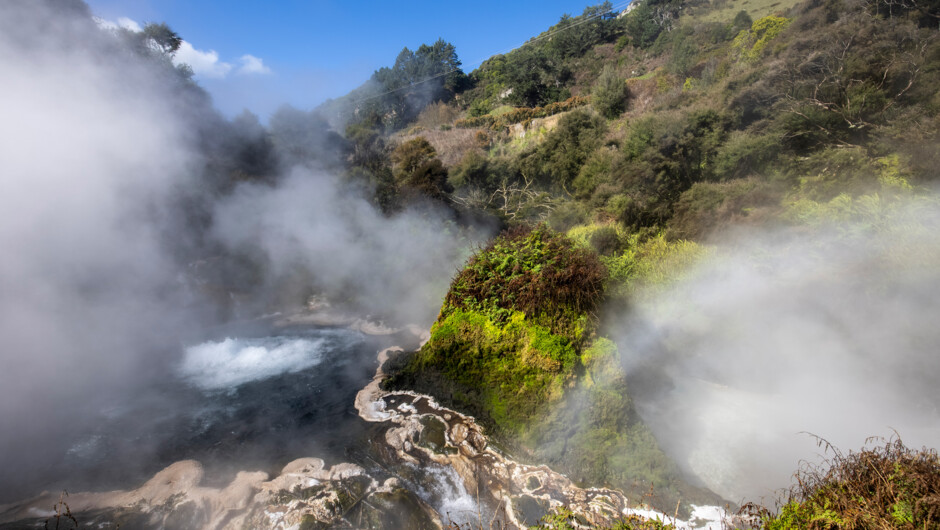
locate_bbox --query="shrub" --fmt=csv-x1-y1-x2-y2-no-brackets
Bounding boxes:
391,137,451,200
592,65,630,119
444,224,606,335
547,201,589,231
667,178,782,240
447,149,488,190
713,131,780,180
732,15,792,63
573,147,617,200
523,109,607,191
467,98,491,118
751,437,940,530
589,225,624,256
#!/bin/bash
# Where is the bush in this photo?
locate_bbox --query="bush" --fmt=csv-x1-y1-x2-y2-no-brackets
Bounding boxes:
589,225,624,256
667,178,782,240
592,65,630,119
713,131,780,180
391,137,451,200
467,98,491,118
751,438,940,530
444,224,606,335
573,147,617,200
448,149,488,190
548,201,589,232
521,109,607,191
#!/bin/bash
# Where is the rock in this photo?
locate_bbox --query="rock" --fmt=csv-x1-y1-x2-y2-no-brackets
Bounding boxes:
469,431,487,452
357,487,439,530
450,423,469,444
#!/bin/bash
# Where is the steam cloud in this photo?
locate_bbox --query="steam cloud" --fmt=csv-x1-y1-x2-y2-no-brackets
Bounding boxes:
0,0,206,498
209,168,476,325
616,203,940,501
0,0,479,501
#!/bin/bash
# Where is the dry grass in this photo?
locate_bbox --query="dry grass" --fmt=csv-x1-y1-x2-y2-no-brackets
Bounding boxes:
742,436,940,529
396,127,487,167
681,0,803,24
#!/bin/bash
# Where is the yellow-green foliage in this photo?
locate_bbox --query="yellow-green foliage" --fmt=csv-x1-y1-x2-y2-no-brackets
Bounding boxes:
732,15,791,62
567,223,629,249
394,226,605,433
414,308,578,431
455,96,590,130
581,337,620,388
603,234,711,300
784,154,932,231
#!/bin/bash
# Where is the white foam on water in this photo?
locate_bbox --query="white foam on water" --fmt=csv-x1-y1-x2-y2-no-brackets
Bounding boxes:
179,335,339,390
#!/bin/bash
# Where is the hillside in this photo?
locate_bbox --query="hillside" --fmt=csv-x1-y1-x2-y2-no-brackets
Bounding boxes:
6,0,937,527
341,0,940,523
328,0,939,238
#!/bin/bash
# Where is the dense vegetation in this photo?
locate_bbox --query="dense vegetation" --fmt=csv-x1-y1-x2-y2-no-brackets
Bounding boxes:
750,438,940,529
364,0,940,520
57,0,940,523
317,0,940,242
384,225,716,509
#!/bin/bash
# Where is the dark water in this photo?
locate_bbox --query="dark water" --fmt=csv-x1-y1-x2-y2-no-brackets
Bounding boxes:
15,325,415,499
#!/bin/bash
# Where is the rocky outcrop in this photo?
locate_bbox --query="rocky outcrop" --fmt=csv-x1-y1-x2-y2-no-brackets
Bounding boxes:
0,458,438,530
0,335,730,529
356,348,733,529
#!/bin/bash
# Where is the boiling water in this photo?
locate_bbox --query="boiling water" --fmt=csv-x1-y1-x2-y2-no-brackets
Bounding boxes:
23,324,473,519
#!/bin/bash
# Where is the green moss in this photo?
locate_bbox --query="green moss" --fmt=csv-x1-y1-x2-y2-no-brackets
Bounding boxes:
601,233,710,302
409,306,580,433
386,225,717,512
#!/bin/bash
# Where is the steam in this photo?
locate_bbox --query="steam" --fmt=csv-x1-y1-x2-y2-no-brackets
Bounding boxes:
0,0,208,498
0,0,480,502
209,167,478,325
616,200,940,501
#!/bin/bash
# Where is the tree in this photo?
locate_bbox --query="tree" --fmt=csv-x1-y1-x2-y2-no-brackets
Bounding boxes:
142,22,182,55
390,138,451,201
592,65,629,119
369,39,468,129
624,0,680,48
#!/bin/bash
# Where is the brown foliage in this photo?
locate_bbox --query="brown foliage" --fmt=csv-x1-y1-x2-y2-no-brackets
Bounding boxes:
444,225,606,333
743,436,940,529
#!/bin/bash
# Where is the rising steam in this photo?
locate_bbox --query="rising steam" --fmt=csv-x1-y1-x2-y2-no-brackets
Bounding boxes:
0,0,207,498
0,0,480,502
616,198,940,501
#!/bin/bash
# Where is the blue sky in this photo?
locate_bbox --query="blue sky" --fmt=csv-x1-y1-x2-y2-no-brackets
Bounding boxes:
86,0,622,120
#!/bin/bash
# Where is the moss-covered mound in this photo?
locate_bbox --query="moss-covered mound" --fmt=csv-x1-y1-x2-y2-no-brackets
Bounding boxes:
387,225,604,430
385,225,715,509
754,438,940,530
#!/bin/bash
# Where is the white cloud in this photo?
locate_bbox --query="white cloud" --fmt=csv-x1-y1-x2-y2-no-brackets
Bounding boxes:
92,16,271,80
237,54,272,75
173,41,232,78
